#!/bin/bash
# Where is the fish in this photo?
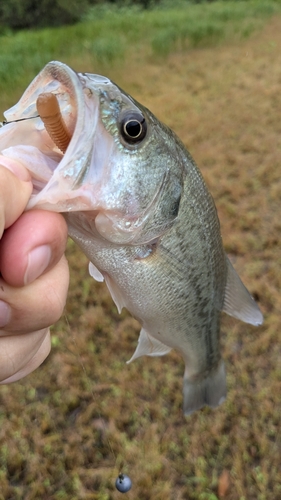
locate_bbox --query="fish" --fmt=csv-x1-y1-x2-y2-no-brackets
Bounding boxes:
0,61,263,415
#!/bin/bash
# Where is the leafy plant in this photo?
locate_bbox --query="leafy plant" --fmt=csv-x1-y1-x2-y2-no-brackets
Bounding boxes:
0,0,89,30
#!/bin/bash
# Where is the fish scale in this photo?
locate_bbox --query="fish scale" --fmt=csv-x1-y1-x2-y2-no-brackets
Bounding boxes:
0,61,263,415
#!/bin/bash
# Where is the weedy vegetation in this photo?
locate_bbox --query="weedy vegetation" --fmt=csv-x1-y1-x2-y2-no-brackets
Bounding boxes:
0,1,281,499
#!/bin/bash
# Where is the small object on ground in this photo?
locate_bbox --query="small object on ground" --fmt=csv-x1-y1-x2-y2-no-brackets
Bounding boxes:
115,473,132,493
218,469,230,498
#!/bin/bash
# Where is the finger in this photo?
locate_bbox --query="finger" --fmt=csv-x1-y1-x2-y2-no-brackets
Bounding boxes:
0,255,69,334
0,210,68,287
0,158,33,235
0,327,51,383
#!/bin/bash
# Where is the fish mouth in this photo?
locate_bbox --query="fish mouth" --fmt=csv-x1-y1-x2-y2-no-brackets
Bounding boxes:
0,61,178,246
0,61,100,212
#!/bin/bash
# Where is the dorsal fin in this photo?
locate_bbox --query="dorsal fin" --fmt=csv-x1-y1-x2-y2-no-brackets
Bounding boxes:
127,328,172,364
222,256,263,326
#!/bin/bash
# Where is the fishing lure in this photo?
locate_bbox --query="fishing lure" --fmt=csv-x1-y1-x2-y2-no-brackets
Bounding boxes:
36,92,71,153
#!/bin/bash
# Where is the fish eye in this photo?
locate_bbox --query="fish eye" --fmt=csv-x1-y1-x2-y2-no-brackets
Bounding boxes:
120,111,147,144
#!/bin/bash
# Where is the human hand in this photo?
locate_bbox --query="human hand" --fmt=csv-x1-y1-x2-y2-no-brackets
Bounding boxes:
0,157,69,383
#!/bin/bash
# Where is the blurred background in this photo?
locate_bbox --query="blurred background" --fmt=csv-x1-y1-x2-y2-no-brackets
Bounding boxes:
0,1,281,498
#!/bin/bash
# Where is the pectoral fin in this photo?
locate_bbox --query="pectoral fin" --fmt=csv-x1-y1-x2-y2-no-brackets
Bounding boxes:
88,262,104,282
222,256,263,326
104,273,127,314
89,266,127,314
127,328,172,364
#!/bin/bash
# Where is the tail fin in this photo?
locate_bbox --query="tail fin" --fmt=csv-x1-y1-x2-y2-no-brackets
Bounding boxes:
183,360,226,416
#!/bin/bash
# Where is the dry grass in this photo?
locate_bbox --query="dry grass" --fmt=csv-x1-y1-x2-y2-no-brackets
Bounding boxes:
1,13,281,500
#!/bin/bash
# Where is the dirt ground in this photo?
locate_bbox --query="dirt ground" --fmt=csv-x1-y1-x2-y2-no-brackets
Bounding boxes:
1,14,281,500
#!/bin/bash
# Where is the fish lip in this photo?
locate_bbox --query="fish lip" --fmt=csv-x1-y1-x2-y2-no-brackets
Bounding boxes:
1,61,99,211
26,61,95,210
1,61,91,209
42,61,87,172
5,60,83,131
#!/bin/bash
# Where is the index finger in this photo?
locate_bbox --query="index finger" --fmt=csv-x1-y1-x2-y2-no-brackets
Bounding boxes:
0,157,33,237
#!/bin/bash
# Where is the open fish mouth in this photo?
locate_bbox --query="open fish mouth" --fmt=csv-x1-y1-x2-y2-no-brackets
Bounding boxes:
0,61,181,246
0,61,103,211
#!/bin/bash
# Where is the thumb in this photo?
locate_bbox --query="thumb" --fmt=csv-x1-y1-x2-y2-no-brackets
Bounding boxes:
0,156,33,236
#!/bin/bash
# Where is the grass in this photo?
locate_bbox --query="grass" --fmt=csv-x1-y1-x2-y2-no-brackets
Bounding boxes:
1,2,281,499
0,1,280,102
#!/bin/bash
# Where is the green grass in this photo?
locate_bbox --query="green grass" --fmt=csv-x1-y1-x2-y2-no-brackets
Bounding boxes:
0,1,280,97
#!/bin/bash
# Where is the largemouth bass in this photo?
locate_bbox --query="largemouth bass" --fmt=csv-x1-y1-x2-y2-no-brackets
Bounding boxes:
0,62,263,415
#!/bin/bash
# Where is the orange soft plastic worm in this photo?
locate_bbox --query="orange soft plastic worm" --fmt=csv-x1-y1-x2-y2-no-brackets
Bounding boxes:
36,92,71,153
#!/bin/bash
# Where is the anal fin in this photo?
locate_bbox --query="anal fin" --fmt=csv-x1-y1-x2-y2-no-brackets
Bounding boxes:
222,256,263,326
127,328,172,364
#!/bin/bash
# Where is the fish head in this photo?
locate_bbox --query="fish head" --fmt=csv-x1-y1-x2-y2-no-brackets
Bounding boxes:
0,61,184,245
